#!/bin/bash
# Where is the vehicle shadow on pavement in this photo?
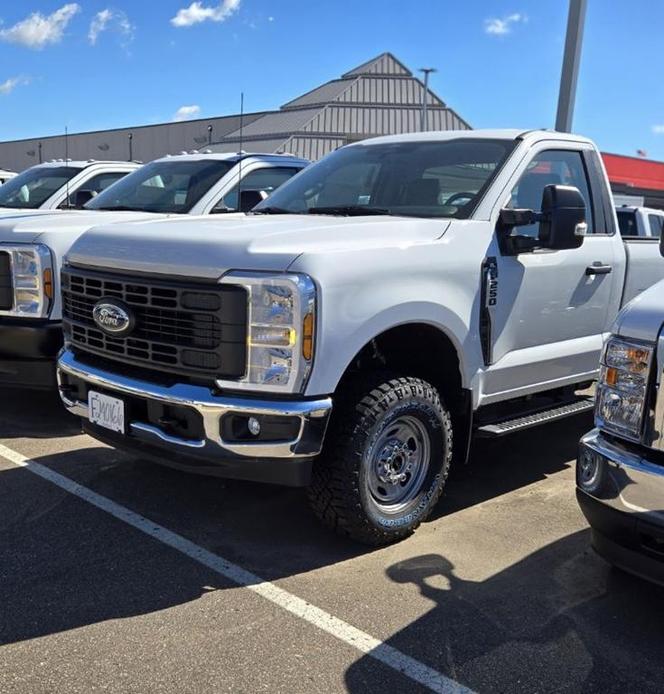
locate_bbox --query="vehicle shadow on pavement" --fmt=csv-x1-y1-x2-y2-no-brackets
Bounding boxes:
0,387,81,439
345,536,664,693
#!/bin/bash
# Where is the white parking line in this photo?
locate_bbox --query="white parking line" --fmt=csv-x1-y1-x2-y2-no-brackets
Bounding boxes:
0,442,472,694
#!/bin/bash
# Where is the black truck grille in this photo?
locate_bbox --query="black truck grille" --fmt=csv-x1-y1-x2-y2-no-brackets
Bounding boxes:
62,267,247,382
0,251,12,310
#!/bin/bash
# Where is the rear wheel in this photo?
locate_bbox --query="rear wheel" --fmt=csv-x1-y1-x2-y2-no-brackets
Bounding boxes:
307,374,452,545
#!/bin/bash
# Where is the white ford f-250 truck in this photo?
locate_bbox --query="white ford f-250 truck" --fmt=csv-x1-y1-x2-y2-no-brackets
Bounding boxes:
577,268,664,586
0,152,307,387
0,160,140,218
57,129,664,545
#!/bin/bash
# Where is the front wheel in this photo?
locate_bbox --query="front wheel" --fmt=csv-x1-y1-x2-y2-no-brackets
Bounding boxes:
307,374,452,545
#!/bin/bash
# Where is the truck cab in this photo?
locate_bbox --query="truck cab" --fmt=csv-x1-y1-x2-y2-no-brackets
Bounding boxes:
577,270,664,586
0,160,140,218
0,152,308,388
57,129,664,545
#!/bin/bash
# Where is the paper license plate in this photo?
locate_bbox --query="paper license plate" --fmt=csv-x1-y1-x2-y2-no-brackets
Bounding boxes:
88,390,126,434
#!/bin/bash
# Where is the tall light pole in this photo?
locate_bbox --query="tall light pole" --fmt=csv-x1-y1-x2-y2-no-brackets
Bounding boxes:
419,67,437,131
555,0,587,132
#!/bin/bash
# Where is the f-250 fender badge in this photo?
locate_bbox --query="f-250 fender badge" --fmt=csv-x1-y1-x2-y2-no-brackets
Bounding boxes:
480,257,498,366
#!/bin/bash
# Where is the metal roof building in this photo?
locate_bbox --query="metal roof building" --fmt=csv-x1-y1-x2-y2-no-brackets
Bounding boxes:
0,53,471,172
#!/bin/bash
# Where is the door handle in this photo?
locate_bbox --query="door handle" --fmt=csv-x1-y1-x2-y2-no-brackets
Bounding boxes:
586,264,612,276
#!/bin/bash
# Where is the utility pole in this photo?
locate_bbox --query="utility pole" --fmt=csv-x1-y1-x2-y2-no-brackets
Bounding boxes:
555,0,587,132
419,67,437,131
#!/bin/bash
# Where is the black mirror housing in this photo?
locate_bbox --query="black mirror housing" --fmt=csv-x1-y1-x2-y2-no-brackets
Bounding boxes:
538,184,587,250
73,189,96,209
239,189,268,213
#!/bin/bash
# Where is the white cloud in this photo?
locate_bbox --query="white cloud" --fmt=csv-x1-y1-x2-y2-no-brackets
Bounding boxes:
171,0,240,28
485,12,525,36
0,3,80,49
88,8,135,46
173,104,201,121
652,125,664,135
0,75,29,95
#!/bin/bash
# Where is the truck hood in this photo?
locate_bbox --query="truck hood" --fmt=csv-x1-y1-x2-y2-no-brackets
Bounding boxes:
0,210,163,244
67,214,449,279
614,279,664,344
0,209,76,222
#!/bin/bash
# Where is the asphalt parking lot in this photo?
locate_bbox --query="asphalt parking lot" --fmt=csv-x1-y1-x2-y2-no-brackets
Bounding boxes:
1,389,664,694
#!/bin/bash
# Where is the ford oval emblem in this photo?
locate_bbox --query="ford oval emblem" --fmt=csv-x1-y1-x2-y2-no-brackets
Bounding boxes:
92,299,134,336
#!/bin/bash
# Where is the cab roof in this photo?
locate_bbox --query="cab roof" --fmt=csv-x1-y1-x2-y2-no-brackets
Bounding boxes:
151,151,309,165
32,160,141,169
353,128,595,147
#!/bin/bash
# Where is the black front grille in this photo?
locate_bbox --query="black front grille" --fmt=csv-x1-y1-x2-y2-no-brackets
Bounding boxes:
62,267,247,382
0,251,12,310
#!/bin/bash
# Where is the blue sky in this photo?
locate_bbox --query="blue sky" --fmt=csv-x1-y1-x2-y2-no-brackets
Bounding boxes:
0,0,662,158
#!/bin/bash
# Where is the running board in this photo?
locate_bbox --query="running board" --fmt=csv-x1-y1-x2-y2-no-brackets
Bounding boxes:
476,397,595,437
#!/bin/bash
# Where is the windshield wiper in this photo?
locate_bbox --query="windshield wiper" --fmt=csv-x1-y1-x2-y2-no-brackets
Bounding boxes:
90,205,145,212
250,206,295,215
307,206,392,216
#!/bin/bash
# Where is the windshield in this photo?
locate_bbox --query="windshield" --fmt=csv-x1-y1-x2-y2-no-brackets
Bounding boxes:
254,139,515,218
86,159,233,214
0,166,80,209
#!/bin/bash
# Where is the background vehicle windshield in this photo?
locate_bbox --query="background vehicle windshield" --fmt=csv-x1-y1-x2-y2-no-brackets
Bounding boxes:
86,159,233,214
254,139,514,218
0,166,80,209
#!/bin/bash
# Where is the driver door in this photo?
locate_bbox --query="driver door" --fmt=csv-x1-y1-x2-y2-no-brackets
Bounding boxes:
482,144,621,401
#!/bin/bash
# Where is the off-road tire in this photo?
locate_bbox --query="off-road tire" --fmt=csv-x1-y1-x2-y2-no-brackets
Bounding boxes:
307,374,452,545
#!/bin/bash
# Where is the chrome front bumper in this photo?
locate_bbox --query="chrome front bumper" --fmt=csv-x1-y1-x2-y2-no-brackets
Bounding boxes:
57,349,332,465
577,429,664,523
577,429,664,584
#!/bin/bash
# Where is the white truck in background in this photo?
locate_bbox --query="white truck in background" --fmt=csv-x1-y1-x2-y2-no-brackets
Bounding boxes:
577,266,664,586
0,160,140,218
616,205,664,238
0,152,308,387
57,129,664,545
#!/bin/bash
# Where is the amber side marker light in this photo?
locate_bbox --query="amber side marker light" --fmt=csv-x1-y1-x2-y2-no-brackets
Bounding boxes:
43,268,53,300
302,313,314,360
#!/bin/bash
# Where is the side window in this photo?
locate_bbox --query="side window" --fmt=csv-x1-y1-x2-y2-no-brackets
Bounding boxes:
214,167,301,211
648,214,663,238
64,171,128,207
508,150,594,238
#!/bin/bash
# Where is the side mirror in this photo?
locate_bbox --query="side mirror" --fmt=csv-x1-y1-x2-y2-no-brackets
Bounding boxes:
538,184,587,250
239,189,268,213
72,189,97,209
498,184,586,254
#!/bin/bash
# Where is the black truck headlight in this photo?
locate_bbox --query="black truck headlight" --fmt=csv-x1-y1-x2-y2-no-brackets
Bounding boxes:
595,336,653,441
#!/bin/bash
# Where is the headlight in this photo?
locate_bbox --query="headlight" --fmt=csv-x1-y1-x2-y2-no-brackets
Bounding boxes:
217,271,316,393
0,244,54,318
595,336,654,440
